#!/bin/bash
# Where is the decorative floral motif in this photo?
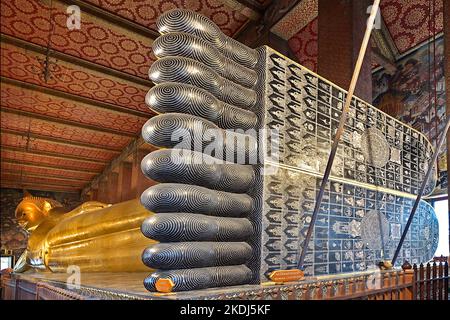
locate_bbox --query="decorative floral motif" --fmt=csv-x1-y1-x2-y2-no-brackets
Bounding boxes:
288,18,317,72
0,43,150,113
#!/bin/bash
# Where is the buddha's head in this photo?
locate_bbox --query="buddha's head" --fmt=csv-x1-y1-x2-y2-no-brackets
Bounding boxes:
15,191,62,232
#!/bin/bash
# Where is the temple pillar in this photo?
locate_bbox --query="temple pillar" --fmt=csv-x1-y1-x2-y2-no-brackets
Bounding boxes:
117,161,132,202
444,0,450,234
318,0,373,102
105,171,119,204
91,188,98,201
130,149,156,200
97,178,108,203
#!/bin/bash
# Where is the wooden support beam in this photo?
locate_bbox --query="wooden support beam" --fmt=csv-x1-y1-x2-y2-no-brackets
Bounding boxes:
1,76,151,119
1,128,122,154
0,178,85,188
0,182,81,193
444,0,450,213
0,146,109,165
0,34,152,87
0,107,136,138
235,0,301,48
1,171,91,183
219,0,262,20
372,47,397,75
81,137,154,196
1,159,99,174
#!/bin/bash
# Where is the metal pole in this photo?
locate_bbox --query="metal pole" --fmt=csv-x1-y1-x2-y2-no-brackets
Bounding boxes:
297,0,381,269
391,117,450,266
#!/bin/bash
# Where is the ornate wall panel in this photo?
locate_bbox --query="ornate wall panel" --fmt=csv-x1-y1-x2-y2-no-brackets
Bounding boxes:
140,9,439,292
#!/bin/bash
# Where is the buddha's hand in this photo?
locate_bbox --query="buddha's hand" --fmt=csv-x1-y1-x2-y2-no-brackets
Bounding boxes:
140,9,261,292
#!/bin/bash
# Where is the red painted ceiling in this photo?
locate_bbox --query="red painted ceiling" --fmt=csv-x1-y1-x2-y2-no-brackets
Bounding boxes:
0,0,445,193
0,0,252,192
287,0,444,72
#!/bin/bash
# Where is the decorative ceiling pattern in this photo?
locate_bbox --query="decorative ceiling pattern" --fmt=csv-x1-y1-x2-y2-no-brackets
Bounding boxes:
288,18,318,72
0,162,96,180
271,0,317,40
0,0,155,78
1,112,130,150
0,0,445,193
85,0,249,36
284,0,443,71
0,0,256,192
1,174,87,187
1,149,104,172
0,43,150,113
1,133,118,162
1,83,148,134
380,0,443,53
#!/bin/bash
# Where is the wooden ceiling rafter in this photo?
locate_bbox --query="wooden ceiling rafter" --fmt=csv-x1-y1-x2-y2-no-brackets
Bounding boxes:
1,159,99,175
0,107,137,138
2,171,91,183
0,34,152,88
0,145,109,165
235,0,303,47
1,176,86,188
58,0,160,40
1,129,122,154
0,182,81,193
1,76,151,119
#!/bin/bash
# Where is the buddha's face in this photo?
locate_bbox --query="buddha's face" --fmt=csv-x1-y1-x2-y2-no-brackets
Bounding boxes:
15,200,49,232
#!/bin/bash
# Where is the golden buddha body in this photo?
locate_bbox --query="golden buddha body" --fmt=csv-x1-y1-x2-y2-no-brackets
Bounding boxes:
13,192,155,273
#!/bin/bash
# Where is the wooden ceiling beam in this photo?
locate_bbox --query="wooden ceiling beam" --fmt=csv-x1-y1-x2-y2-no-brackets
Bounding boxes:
0,146,109,164
0,106,136,138
58,0,159,40
0,34,152,87
1,160,99,174
220,0,262,20
1,182,81,193
1,171,91,183
1,128,122,154
234,0,302,47
1,77,151,119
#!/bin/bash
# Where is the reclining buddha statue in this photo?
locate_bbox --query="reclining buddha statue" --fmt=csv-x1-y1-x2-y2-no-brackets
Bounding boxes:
13,191,155,273
12,9,439,295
